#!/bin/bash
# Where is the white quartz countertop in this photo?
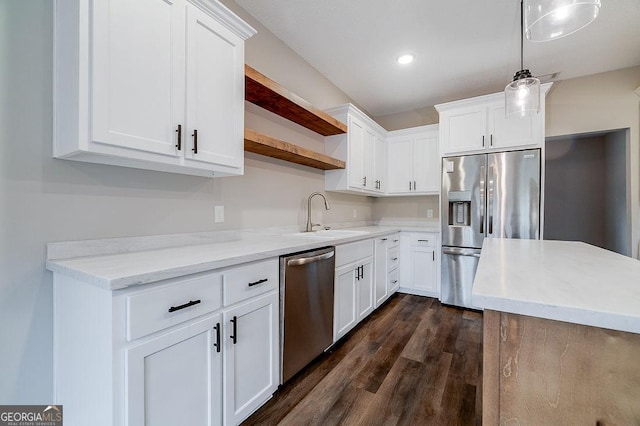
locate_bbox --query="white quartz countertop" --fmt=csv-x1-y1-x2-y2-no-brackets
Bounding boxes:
46,224,438,291
472,238,640,334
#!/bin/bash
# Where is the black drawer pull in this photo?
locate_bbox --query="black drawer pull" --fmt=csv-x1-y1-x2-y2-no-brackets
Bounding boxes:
393,239,399,243
391,257,398,261
381,238,388,241
168,299,201,313
417,239,429,242
213,323,221,353
230,316,237,344
248,278,268,287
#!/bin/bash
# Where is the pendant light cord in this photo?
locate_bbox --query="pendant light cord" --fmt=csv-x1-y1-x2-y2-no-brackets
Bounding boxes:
520,0,524,70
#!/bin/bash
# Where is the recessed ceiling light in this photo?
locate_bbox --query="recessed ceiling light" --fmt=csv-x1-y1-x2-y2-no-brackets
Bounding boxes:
397,54,414,65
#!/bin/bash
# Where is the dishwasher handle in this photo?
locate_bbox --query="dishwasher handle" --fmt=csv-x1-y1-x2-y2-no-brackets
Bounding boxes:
286,251,335,266
442,247,482,258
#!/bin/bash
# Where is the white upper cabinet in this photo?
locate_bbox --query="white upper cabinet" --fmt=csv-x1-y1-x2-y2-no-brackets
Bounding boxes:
324,104,387,196
386,125,439,195
54,0,255,177
436,84,551,156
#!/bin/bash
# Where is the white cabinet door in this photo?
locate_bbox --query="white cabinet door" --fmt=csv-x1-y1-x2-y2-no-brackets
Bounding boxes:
362,127,376,190
126,313,222,426
410,246,438,294
374,238,389,307
224,292,279,426
92,0,184,157
185,4,244,170
440,105,487,155
334,263,357,340
347,117,366,189
374,133,386,193
386,136,413,194
487,102,542,150
356,259,374,322
413,131,439,193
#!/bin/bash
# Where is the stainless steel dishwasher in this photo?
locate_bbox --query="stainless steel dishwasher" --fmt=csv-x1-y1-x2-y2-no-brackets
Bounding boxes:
280,246,335,383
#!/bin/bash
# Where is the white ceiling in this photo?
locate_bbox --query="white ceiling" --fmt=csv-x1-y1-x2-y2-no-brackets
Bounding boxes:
235,0,640,117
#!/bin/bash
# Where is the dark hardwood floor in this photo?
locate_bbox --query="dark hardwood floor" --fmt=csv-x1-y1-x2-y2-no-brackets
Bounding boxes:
243,293,483,426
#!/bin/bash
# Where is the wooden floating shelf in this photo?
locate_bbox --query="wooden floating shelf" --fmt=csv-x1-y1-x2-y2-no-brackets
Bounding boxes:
244,129,345,171
245,65,347,136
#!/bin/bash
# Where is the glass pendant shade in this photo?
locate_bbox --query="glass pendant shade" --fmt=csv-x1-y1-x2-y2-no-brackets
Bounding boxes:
525,0,601,41
505,70,540,118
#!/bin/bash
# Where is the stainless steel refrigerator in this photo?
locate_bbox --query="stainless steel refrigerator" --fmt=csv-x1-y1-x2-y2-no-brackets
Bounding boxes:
441,149,541,309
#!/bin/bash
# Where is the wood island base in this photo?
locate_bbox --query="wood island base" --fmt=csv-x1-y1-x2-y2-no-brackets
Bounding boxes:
483,310,640,425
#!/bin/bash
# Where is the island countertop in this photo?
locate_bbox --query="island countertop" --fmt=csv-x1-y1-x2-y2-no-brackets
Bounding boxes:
472,238,640,334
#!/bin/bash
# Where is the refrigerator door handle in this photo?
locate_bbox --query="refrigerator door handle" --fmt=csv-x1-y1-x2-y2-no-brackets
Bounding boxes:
479,165,485,235
442,247,482,257
488,165,494,235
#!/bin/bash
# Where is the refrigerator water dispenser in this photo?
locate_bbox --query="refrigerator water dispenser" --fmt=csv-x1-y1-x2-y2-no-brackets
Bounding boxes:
447,191,471,226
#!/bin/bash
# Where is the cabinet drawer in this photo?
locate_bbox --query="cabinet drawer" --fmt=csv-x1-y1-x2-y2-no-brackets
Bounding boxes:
223,258,278,306
127,273,223,341
388,246,400,270
388,233,400,248
406,233,438,247
335,239,374,267
389,268,399,291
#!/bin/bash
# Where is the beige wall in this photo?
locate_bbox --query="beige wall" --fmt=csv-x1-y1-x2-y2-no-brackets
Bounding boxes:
374,106,439,131
545,66,640,258
373,195,440,221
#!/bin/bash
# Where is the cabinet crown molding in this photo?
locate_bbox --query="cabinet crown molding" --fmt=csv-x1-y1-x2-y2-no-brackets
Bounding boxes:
324,103,387,135
190,0,256,39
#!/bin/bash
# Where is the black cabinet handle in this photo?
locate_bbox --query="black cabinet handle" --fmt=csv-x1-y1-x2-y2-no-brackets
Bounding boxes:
381,238,388,241
391,257,398,261
432,252,435,261
490,134,493,146
482,135,485,147
248,278,268,287
391,280,398,284
168,299,201,313
213,323,221,353
230,316,237,344
175,124,182,150
192,129,198,154
393,239,399,243
417,239,429,243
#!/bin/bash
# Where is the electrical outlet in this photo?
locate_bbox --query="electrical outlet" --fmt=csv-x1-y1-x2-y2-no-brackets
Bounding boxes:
214,206,224,223
427,209,433,218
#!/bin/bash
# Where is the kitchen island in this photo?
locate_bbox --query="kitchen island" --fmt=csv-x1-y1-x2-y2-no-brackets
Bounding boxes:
473,239,640,425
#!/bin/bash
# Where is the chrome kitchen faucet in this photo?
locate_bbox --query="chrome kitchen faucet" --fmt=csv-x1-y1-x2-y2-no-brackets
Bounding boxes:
305,192,331,232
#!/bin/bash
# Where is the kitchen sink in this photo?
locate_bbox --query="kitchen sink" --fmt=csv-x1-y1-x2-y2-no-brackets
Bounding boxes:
286,229,369,239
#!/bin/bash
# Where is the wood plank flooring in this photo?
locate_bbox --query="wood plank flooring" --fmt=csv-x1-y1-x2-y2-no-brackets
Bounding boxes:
243,294,483,426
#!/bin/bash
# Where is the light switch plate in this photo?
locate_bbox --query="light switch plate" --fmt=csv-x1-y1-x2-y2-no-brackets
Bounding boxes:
214,206,224,223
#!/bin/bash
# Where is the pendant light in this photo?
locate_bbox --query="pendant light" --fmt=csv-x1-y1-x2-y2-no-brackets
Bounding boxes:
505,0,540,118
525,0,601,42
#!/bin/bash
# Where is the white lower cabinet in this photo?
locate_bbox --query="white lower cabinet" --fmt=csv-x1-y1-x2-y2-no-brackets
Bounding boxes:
334,263,358,338
399,232,440,298
126,313,223,426
53,258,278,426
334,239,374,341
223,292,279,425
